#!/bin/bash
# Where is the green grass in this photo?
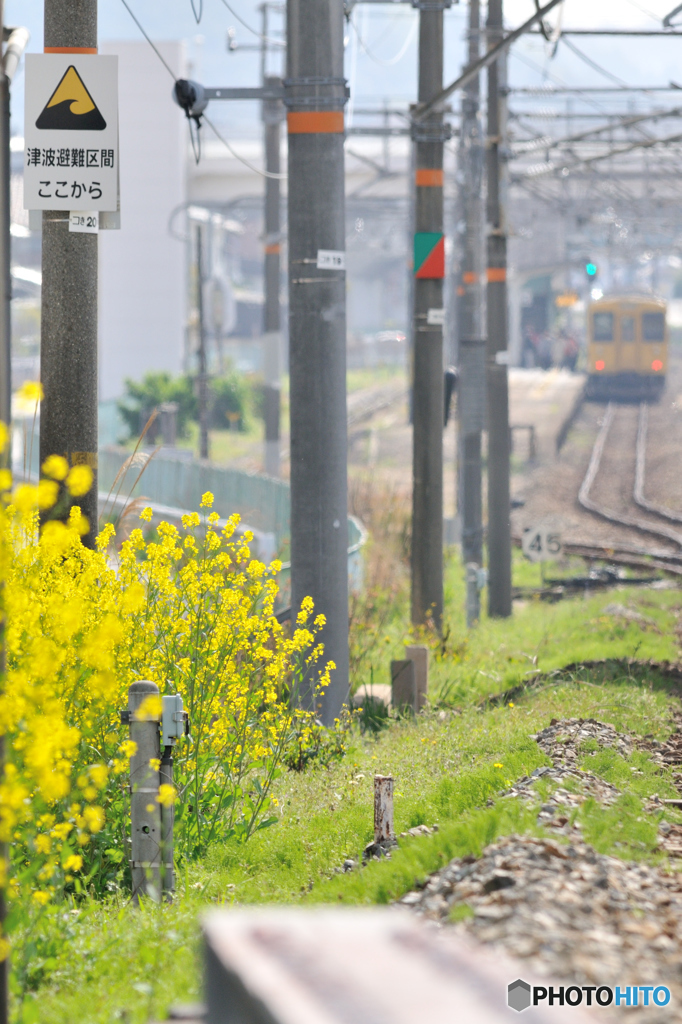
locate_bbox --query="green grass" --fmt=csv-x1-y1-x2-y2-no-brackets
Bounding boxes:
14,565,682,1024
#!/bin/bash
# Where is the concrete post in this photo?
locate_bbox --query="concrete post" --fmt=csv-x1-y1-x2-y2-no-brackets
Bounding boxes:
263,74,282,479
286,0,349,722
411,2,445,629
391,659,416,714
40,0,98,548
405,643,429,710
128,681,161,902
458,0,485,627
486,0,512,618
374,775,394,842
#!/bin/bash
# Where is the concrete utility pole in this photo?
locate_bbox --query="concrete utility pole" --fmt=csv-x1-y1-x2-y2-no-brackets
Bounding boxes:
196,222,210,461
0,17,29,1021
411,1,446,629
40,0,98,548
262,71,282,478
486,0,512,617
286,0,349,721
457,0,485,627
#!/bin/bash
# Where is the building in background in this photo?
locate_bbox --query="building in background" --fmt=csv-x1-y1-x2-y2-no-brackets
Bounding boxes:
98,40,186,402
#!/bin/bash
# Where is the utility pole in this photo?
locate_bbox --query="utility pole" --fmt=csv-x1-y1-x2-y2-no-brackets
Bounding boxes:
262,69,282,478
411,0,446,629
196,222,209,460
486,0,512,617
40,0,98,548
0,14,28,1020
286,0,349,721
457,0,485,627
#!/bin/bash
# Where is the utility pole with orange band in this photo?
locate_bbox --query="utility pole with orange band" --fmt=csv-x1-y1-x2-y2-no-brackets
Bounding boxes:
39,0,99,548
410,0,449,630
457,0,485,628
485,0,512,618
286,0,350,721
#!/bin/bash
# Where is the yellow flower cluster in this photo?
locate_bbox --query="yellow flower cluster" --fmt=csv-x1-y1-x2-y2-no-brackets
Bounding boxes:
0,461,329,955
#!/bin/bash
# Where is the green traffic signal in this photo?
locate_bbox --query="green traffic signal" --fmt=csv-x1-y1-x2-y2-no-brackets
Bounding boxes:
585,262,597,277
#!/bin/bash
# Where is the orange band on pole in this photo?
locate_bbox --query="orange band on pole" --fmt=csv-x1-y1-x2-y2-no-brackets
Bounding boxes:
487,267,506,282
265,243,280,255
44,46,98,53
287,111,344,134
462,271,478,284
415,168,444,187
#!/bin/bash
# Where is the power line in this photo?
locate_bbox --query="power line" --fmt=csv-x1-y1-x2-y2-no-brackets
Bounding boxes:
118,0,177,80
217,0,283,44
203,113,286,179
350,10,418,67
559,36,628,88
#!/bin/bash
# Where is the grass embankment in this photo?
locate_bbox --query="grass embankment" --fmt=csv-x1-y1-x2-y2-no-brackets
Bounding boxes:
26,564,682,1024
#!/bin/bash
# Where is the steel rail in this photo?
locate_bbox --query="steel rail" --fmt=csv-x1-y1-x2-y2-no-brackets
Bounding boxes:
634,402,682,524
578,403,682,548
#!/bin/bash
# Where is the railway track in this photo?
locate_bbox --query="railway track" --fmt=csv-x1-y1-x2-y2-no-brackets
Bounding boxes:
575,401,682,574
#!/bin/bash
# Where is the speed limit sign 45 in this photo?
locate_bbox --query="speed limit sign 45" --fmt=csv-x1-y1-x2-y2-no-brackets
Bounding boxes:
522,527,563,563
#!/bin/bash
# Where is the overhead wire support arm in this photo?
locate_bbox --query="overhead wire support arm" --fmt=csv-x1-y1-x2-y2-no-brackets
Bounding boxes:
413,0,564,122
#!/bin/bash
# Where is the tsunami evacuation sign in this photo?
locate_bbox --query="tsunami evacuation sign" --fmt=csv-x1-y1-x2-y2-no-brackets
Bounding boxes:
24,54,118,212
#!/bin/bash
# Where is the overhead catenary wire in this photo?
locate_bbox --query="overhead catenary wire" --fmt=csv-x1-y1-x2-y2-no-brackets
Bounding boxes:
350,10,418,67
203,113,286,179
559,36,628,88
217,0,283,45
118,0,286,177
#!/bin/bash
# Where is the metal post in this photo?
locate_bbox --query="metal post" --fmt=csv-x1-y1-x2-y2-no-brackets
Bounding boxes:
159,741,174,898
485,0,512,618
40,0,98,548
286,0,349,722
457,0,485,627
411,0,445,629
263,72,282,478
196,222,209,461
127,681,161,902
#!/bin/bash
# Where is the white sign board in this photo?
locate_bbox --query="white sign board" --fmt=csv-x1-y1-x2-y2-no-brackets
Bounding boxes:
69,210,99,233
427,308,445,326
317,249,345,270
24,54,118,212
522,526,562,563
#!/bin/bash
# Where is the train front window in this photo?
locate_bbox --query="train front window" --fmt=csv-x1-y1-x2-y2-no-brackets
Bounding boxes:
642,312,665,341
621,316,635,342
593,312,614,341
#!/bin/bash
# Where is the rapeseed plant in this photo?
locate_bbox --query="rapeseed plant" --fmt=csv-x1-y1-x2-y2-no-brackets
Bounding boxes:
0,455,331,975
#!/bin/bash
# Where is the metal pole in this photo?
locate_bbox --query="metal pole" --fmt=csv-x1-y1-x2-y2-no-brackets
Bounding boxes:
40,0,98,548
196,222,209,461
411,1,444,628
458,0,485,627
286,0,349,722
486,0,512,617
262,71,282,478
127,681,162,903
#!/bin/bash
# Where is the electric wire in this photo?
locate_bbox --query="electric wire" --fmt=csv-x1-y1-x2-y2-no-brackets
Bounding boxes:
203,113,286,179
118,0,177,80
350,10,418,67
217,0,283,45
118,0,286,176
190,0,204,23
559,37,628,88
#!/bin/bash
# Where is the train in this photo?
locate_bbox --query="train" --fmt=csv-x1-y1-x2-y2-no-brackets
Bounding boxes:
585,294,667,402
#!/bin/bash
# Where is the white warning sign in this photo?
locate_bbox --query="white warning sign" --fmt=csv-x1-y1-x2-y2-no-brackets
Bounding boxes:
24,54,118,212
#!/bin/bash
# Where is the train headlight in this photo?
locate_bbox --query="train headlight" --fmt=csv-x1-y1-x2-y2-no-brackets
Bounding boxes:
652,359,663,371
595,360,605,371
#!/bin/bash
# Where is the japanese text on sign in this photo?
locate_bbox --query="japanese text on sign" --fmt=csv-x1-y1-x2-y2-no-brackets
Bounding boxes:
24,54,118,212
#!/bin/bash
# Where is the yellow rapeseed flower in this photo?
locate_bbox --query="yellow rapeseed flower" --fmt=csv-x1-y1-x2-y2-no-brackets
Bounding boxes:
66,465,93,497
